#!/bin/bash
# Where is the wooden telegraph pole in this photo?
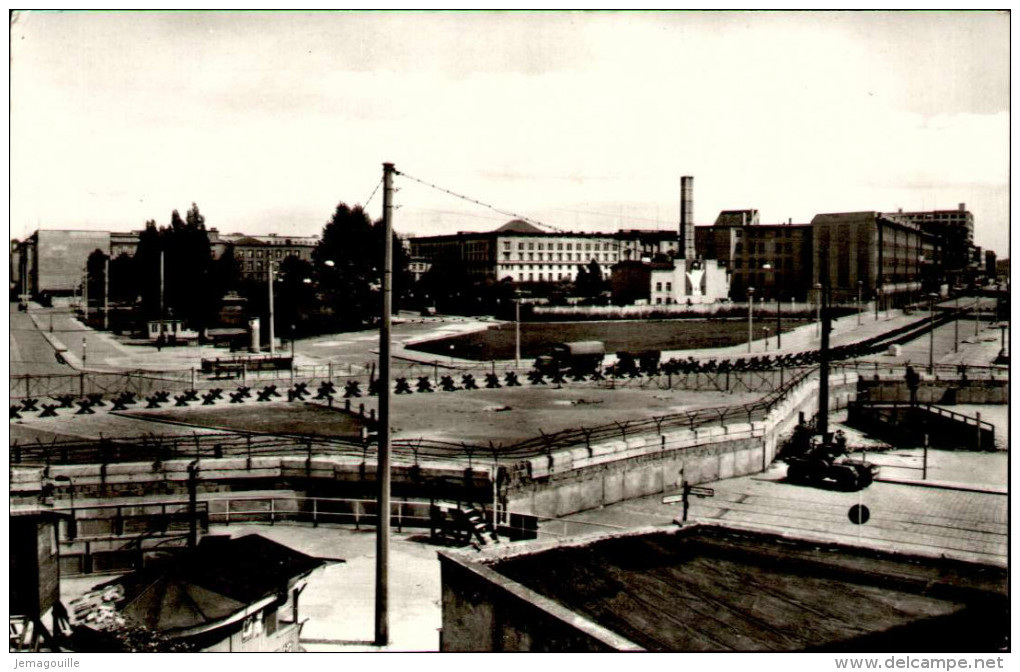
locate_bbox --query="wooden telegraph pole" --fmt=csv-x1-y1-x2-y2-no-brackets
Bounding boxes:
375,162,395,646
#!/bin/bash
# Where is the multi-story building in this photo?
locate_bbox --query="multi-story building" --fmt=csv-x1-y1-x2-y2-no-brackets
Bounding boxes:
616,229,680,261
696,218,813,301
887,204,974,285
14,230,111,301
811,212,940,306
408,219,623,285
228,235,317,282
12,228,320,300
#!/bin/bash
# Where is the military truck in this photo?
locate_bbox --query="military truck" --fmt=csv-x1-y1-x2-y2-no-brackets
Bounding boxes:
533,341,606,376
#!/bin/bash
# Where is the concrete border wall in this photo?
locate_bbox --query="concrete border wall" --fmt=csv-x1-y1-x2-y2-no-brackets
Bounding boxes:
858,379,1007,404
504,373,859,518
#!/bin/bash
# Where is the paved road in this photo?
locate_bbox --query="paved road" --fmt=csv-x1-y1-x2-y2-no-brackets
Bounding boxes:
9,304,75,375
562,461,1008,565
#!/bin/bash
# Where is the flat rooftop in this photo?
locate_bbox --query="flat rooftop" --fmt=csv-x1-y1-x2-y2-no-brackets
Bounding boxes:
459,524,1007,652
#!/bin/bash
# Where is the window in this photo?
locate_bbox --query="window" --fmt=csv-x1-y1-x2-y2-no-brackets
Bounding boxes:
539,273,544,281
656,297,662,305
503,252,511,260
666,282,672,291
528,253,534,261
566,243,573,251
518,242,525,250
528,243,534,250
557,254,562,261
585,243,591,251
656,282,662,291
538,243,544,250
528,273,533,281
538,253,544,261
256,250,264,259
247,250,254,258
557,243,563,250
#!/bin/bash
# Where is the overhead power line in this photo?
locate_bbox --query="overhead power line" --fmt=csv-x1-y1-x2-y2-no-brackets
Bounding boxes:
363,177,384,210
394,169,569,233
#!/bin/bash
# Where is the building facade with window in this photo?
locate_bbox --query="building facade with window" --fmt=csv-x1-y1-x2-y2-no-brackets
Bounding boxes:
810,211,940,306
227,235,317,282
695,218,813,301
408,219,623,285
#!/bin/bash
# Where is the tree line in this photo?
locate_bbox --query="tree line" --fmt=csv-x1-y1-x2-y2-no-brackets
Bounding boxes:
86,200,609,338
87,202,411,338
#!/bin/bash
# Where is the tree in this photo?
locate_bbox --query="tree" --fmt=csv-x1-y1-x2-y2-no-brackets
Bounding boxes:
109,253,136,304
120,205,216,334
86,249,108,312
211,244,241,296
311,202,409,329
276,256,316,336
576,259,606,298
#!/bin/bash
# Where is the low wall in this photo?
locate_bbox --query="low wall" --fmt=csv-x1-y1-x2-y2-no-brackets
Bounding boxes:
503,372,859,518
439,550,640,652
859,379,1008,405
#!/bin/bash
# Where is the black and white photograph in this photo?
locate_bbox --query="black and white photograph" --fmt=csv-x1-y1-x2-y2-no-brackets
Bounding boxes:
8,9,1010,663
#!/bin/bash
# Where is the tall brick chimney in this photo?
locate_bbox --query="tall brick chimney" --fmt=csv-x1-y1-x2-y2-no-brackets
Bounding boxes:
680,175,695,261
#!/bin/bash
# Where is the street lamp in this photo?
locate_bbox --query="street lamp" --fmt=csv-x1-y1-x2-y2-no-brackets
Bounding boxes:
814,283,822,337
762,262,781,349
857,280,863,326
763,326,770,351
954,294,960,353
776,292,782,350
747,287,755,353
927,293,939,374
514,291,521,368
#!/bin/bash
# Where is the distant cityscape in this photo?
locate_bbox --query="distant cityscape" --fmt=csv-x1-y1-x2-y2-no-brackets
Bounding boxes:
11,176,1002,313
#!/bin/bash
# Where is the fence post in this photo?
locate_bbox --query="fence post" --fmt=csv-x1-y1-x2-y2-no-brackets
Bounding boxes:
269,498,275,525
190,367,196,389
80,373,85,398
976,412,982,450
312,498,318,527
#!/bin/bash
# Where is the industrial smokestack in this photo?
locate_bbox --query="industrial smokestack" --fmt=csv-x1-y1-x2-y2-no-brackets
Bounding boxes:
680,175,695,261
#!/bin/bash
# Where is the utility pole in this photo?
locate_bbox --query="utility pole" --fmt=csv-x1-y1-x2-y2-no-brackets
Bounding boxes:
375,162,395,646
515,295,521,368
954,295,959,353
82,263,89,322
268,262,276,356
159,250,165,338
857,281,863,326
818,254,831,438
103,255,109,330
747,287,755,353
776,294,782,350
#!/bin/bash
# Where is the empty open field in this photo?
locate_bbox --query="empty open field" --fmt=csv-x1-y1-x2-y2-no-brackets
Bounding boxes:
407,319,809,361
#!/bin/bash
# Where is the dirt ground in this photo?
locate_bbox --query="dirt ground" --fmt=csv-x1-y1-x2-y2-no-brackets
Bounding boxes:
384,385,761,445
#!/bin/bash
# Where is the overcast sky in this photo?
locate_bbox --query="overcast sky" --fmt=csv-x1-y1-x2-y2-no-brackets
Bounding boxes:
10,11,1010,255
